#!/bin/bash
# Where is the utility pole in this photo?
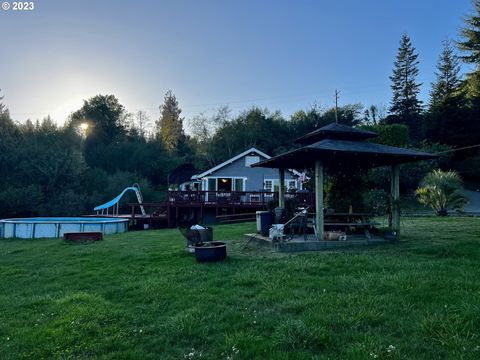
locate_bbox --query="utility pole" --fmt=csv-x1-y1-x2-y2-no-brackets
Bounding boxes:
335,89,340,124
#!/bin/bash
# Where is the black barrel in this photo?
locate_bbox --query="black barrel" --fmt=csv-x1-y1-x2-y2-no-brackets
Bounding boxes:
195,241,227,262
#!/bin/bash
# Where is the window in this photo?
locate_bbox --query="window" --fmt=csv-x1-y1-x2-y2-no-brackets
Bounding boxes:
245,155,260,167
233,178,244,191
264,180,273,192
288,180,297,190
207,178,217,191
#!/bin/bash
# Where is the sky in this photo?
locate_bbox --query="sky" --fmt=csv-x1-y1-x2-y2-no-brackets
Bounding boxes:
0,0,475,132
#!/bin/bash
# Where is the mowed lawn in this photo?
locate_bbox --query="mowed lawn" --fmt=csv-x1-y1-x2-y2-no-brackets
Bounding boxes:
1,218,480,359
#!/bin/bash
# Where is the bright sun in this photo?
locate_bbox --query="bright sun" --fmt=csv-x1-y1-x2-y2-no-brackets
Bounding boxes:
80,123,89,131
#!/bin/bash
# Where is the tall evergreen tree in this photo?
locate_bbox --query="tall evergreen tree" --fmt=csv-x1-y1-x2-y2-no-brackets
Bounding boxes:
156,90,184,152
458,0,480,99
430,40,462,107
455,0,480,179
424,40,467,144
0,89,5,115
0,90,17,186
388,34,423,138
458,0,480,64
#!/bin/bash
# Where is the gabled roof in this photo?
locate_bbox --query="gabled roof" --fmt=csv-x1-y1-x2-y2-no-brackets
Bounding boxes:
295,123,378,144
191,147,271,179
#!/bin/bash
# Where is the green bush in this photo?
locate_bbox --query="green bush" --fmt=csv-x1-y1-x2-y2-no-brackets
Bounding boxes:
362,189,389,216
325,171,367,212
0,185,44,217
364,123,411,147
416,169,468,216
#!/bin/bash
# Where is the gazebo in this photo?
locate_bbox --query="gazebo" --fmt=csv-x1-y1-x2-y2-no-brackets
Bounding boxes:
252,123,437,240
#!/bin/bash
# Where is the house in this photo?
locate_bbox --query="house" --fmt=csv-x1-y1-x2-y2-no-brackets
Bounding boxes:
188,147,304,192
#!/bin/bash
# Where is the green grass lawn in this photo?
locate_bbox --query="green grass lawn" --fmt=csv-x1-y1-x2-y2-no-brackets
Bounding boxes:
1,217,480,359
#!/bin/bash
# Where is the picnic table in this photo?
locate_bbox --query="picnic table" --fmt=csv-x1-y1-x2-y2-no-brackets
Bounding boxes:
323,212,376,238
283,209,378,241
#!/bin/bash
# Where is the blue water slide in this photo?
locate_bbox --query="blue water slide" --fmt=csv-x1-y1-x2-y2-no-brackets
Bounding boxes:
94,185,145,214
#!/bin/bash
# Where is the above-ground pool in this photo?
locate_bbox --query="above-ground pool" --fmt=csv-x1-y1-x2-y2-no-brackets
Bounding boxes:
0,217,129,239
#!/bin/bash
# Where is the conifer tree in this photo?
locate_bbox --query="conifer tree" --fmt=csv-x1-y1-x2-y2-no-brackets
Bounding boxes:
458,0,480,65
430,40,462,107
0,89,6,115
424,40,466,143
458,0,480,99
389,34,423,135
156,90,184,152
454,0,480,151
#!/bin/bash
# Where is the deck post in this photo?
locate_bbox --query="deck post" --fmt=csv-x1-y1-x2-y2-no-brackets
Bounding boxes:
390,164,400,235
315,160,324,241
278,167,286,208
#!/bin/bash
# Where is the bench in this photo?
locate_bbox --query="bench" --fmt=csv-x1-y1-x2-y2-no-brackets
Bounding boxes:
306,212,377,239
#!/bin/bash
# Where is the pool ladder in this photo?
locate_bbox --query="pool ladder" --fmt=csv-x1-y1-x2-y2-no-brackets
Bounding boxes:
133,183,146,216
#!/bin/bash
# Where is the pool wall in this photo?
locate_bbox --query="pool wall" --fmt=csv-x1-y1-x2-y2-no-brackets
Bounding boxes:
0,217,129,239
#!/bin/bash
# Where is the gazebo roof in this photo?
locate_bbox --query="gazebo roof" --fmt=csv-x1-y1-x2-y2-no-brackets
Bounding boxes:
295,123,378,144
253,125,437,170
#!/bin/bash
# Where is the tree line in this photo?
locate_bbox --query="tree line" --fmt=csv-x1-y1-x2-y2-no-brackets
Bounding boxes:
1,1,480,217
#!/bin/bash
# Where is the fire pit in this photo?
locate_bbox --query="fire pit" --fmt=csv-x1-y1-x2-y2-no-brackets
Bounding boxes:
194,241,227,262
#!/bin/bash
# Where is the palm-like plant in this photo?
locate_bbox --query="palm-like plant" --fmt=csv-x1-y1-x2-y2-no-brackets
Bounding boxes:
415,169,468,216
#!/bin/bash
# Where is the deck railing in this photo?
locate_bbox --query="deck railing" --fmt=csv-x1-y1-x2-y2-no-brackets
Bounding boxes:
167,190,315,208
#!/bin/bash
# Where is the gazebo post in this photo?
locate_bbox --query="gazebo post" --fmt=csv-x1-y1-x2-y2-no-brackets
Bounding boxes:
315,160,324,241
390,164,400,235
278,167,285,208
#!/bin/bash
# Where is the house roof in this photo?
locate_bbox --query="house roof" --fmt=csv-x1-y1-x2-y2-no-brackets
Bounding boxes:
191,147,271,179
295,123,378,144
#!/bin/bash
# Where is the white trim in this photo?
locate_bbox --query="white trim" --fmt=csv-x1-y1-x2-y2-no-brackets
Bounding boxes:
191,147,271,180
264,179,274,192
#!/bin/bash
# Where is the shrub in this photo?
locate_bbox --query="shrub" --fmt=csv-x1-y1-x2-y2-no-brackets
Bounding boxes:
0,185,44,217
362,189,389,216
415,169,468,216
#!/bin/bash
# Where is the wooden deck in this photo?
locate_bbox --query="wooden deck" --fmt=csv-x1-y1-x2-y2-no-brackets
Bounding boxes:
165,190,315,227
101,191,316,229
